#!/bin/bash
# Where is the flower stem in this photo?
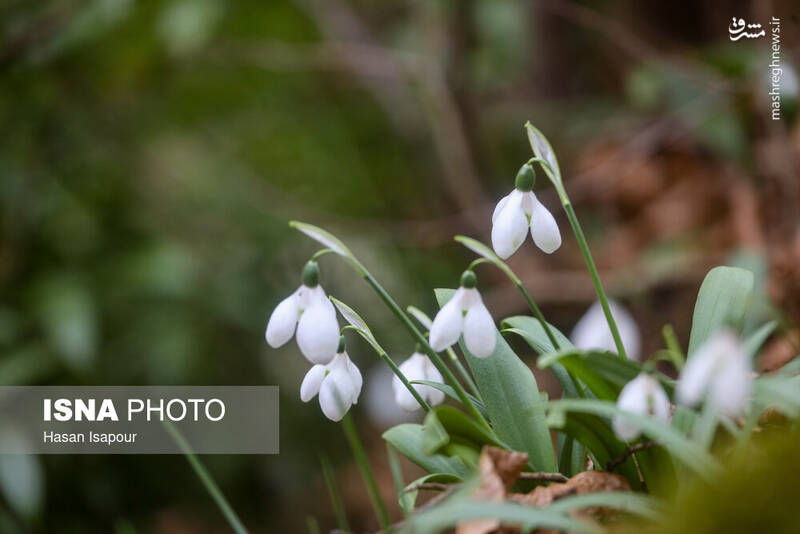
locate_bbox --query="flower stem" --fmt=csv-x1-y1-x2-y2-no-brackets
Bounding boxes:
342,413,391,532
320,453,351,533
445,347,481,399
360,270,492,431
163,422,248,534
561,201,628,360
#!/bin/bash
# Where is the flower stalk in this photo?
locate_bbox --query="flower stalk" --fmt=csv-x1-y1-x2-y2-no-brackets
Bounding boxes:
341,413,391,532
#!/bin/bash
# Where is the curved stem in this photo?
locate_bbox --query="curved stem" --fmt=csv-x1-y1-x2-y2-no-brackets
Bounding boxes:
341,326,431,412
310,248,336,261
561,202,628,360
358,266,492,431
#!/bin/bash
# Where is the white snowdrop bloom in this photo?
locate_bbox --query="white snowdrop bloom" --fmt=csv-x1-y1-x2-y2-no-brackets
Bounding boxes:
300,339,362,422
429,271,496,358
570,300,641,361
491,163,561,259
265,261,340,365
612,373,670,441
393,351,445,411
676,329,752,416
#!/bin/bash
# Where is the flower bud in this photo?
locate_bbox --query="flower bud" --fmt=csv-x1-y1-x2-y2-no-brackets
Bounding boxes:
337,335,346,354
514,163,535,192
460,270,477,289
301,260,320,287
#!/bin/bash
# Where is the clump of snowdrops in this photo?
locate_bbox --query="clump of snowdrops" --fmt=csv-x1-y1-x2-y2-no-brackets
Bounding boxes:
265,123,800,534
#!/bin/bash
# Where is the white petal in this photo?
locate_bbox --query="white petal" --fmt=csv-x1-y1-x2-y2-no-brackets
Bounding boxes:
709,351,751,416
529,195,561,254
676,330,737,407
319,368,354,421
429,292,465,351
345,355,363,404
393,373,421,412
300,365,327,402
612,415,641,442
570,300,640,359
617,374,651,416
491,191,513,223
265,290,300,348
463,295,496,358
422,359,445,406
650,380,671,423
296,293,340,365
491,192,528,259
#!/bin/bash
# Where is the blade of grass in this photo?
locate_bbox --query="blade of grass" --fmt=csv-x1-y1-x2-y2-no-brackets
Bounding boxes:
320,454,350,533
342,413,391,532
163,422,248,534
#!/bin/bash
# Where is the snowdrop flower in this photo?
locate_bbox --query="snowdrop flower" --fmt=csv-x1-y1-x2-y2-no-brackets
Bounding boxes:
570,300,641,361
265,261,340,365
491,163,561,259
393,349,445,411
300,337,362,421
429,271,496,358
676,329,751,416
612,373,670,441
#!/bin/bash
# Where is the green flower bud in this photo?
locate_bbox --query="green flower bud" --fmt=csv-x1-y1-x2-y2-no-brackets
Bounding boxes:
514,163,535,192
337,335,346,354
460,270,477,289
301,260,320,287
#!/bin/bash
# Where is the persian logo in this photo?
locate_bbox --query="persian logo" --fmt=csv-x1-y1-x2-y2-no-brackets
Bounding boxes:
728,17,765,40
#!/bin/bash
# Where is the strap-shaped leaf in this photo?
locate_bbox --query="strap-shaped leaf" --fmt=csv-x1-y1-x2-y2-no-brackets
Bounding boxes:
289,221,353,258
688,266,754,356
382,424,471,478
434,289,557,472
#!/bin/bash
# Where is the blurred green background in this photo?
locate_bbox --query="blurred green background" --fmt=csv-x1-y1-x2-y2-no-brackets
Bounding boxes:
1,0,798,532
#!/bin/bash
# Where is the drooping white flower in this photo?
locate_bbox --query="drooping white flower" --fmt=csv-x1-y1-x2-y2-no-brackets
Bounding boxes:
300,341,362,422
265,261,340,365
491,164,561,259
612,373,670,441
570,300,641,361
393,352,445,411
429,271,496,358
676,329,752,416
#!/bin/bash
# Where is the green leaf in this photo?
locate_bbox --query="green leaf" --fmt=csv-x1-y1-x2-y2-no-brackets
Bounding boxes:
538,349,674,400
398,473,461,514
330,297,383,354
405,497,598,534
501,316,582,398
407,305,433,330
411,380,488,419
430,405,504,449
547,491,662,518
454,236,519,283
289,221,353,258
422,411,450,455
524,122,561,183
547,399,719,479
383,424,471,478
688,266,754,356
752,374,800,418
434,289,557,472
743,320,777,359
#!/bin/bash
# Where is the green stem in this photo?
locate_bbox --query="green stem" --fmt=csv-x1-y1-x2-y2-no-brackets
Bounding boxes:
561,202,628,360
163,422,248,534
320,454,351,533
445,347,481,399
360,270,492,431
342,413,391,532
340,325,430,411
